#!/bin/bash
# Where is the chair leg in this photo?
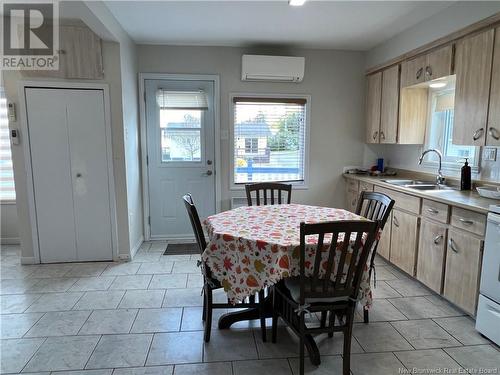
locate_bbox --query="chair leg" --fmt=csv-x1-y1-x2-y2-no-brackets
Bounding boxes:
363,307,369,324
299,314,305,375
259,289,267,342
204,285,213,343
328,310,335,338
320,311,327,328
271,289,278,343
342,307,354,375
202,285,206,322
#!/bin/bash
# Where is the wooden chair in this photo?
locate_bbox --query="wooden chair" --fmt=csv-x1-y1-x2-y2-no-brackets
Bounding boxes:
355,191,395,323
182,194,267,342
245,182,292,206
271,220,378,375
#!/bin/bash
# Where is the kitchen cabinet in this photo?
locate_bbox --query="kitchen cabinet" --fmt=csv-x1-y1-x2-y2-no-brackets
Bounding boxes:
377,211,392,260
380,65,400,144
453,29,494,146
400,45,453,88
486,27,500,146
417,219,447,293
398,87,428,144
366,72,382,143
389,209,419,275
444,228,483,315
345,179,359,212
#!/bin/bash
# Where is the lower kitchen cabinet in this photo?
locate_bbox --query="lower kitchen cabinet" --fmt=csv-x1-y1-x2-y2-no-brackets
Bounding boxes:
377,211,392,260
346,188,359,212
443,229,483,315
389,209,419,275
417,219,447,293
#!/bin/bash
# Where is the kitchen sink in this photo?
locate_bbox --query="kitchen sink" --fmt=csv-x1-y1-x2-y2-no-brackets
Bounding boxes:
382,179,456,191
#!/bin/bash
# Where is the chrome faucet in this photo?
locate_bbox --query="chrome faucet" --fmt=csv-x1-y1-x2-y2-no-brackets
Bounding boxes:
418,149,445,185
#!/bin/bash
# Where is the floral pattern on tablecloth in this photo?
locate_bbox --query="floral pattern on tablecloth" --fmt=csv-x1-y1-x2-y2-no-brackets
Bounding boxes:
202,204,374,308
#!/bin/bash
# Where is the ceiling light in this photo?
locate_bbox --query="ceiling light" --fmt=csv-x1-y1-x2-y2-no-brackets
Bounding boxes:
289,0,307,6
429,82,447,88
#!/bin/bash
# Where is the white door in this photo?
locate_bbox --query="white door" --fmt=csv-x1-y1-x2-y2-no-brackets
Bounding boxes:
25,88,113,262
145,79,216,239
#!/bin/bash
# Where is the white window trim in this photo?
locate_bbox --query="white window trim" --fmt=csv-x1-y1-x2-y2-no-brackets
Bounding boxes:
229,93,311,190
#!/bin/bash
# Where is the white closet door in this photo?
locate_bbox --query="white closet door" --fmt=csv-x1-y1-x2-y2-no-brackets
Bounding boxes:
26,88,78,262
25,88,113,263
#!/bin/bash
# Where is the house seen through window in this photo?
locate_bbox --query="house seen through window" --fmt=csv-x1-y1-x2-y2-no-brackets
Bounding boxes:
233,97,307,184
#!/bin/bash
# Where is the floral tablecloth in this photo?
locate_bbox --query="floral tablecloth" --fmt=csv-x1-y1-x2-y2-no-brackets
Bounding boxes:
202,204,374,308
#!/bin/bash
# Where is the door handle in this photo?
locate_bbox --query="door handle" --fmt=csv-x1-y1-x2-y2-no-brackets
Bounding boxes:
202,170,213,176
488,127,500,140
373,131,378,141
448,238,458,253
380,131,386,141
473,128,484,141
416,67,424,80
433,234,443,245
425,66,432,78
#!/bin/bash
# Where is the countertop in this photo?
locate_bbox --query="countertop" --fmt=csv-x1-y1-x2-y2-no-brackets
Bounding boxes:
343,173,498,214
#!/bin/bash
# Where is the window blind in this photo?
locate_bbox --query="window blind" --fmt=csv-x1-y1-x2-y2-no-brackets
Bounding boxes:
156,90,208,110
233,97,307,184
0,88,15,200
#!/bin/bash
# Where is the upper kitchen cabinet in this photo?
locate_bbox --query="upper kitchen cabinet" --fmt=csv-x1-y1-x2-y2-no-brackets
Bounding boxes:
453,29,494,146
487,27,500,146
366,72,382,143
365,65,400,144
401,45,453,88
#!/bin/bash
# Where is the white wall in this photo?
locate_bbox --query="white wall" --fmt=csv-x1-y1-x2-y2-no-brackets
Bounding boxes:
1,203,19,244
366,1,500,68
137,45,366,210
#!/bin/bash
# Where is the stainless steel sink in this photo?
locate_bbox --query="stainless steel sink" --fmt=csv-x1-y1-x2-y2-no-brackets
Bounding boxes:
382,179,456,191
404,184,455,191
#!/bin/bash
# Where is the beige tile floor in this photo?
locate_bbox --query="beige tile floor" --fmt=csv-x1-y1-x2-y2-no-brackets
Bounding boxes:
1,243,499,375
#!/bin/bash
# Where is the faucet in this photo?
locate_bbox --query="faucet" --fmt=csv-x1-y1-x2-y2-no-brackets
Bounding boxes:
418,149,446,185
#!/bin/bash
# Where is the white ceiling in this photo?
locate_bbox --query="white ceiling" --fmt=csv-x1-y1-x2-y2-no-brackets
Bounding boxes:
104,1,454,50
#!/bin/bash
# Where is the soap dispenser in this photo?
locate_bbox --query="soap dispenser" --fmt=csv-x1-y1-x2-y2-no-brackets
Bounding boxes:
460,158,471,191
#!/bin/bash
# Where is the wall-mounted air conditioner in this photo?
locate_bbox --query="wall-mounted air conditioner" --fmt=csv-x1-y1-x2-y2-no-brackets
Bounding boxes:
241,55,305,82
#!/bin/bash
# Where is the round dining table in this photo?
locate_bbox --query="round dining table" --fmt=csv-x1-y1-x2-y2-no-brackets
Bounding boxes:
201,203,374,365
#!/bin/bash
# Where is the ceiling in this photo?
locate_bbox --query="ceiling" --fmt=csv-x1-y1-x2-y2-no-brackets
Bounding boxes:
104,1,453,50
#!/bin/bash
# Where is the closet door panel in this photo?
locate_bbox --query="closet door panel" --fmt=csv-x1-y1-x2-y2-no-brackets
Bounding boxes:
66,90,113,261
25,88,78,263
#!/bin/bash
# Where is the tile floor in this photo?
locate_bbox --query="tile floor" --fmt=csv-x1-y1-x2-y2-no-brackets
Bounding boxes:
1,243,499,375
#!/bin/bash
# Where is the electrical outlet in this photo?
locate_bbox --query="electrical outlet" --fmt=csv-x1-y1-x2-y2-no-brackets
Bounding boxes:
483,147,497,161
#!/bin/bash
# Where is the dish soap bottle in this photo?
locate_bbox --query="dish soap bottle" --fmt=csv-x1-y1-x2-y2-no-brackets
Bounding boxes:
461,158,471,191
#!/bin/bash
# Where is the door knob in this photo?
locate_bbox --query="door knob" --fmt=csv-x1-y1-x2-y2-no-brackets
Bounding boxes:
76,173,82,178
203,170,213,176
207,160,213,165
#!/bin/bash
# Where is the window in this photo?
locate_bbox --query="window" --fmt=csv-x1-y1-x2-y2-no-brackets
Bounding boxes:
232,96,308,185
0,88,15,201
424,78,479,170
156,90,208,162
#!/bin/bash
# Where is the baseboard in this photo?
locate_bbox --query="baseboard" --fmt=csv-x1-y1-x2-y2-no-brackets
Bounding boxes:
149,235,195,242
21,257,36,265
130,235,144,260
1,237,20,245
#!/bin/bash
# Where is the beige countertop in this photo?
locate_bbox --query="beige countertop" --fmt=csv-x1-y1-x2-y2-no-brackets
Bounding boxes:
343,173,498,214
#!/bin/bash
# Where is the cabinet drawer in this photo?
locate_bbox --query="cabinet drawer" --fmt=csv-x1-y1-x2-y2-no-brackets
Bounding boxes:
346,179,359,192
451,207,486,236
359,181,373,192
422,199,449,224
374,186,421,214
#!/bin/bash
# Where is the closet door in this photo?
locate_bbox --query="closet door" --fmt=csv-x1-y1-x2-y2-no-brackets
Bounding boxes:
26,88,78,262
26,88,113,263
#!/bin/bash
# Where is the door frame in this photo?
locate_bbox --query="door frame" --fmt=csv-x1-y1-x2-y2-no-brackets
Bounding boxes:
18,80,119,263
138,73,221,241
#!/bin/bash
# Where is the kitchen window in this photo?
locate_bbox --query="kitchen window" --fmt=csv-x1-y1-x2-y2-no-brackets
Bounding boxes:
0,88,15,201
232,96,309,185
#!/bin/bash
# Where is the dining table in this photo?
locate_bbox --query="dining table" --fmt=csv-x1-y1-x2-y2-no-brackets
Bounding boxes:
201,203,373,365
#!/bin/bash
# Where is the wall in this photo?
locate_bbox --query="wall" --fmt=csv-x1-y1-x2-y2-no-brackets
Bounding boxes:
366,1,500,67
1,203,19,244
137,45,366,210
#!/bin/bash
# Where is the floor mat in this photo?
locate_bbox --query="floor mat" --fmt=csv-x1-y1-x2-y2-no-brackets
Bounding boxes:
163,243,199,255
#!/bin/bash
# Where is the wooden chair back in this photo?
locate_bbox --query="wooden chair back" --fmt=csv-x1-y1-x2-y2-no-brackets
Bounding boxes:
182,193,207,255
355,191,394,230
245,182,292,206
298,220,379,304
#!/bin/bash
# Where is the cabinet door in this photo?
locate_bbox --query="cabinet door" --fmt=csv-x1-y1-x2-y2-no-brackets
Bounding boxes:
380,65,400,144
366,72,382,143
390,210,418,275
416,219,447,293
444,229,483,315
377,212,392,260
487,27,500,146
454,29,494,146
425,45,453,81
401,55,426,87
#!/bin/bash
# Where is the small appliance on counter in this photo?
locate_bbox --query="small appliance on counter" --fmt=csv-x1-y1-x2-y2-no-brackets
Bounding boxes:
475,203,500,345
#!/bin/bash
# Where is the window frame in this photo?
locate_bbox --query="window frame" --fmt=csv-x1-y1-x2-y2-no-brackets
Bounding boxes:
422,88,481,173
229,93,311,190
0,87,16,202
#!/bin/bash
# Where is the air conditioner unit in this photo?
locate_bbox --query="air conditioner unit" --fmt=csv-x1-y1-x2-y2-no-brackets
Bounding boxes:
241,55,305,82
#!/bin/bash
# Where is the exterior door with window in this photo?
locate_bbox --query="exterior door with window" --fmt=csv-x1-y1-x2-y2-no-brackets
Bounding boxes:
145,79,215,239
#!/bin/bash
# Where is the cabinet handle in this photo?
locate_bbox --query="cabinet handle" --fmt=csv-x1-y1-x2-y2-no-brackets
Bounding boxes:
416,67,423,80
489,127,500,140
448,238,458,253
473,128,484,141
373,131,378,141
393,216,400,228
380,131,385,140
459,218,474,226
425,66,432,77
427,208,439,215
433,234,443,245
57,49,66,55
